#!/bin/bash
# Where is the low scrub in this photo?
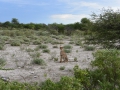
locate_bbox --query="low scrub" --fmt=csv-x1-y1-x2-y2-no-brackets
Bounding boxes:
10,40,21,46
84,45,95,51
64,45,72,49
38,44,47,49
32,58,46,65
64,49,71,53
42,49,50,53
0,58,6,67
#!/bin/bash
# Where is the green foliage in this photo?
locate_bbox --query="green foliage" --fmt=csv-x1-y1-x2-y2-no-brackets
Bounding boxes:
54,58,58,61
26,48,34,52
59,66,65,70
90,8,120,47
32,58,46,65
42,49,50,53
0,80,39,90
84,45,95,51
10,40,21,46
38,44,47,49
64,45,72,49
0,58,6,67
0,44,4,50
73,65,90,89
56,76,82,90
91,49,120,89
53,45,58,48
64,49,71,53
40,77,82,90
69,41,74,44
32,39,41,45
40,79,56,90
30,52,41,58
74,57,78,62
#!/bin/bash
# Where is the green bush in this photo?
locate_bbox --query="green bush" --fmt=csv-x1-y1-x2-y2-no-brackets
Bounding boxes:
84,45,95,51
53,45,58,48
42,49,50,53
0,80,39,90
59,66,65,70
69,41,74,44
38,44,47,49
30,52,41,58
26,48,34,52
40,77,82,90
75,40,82,46
64,49,71,53
11,40,21,46
32,40,41,45
56,76,82,90
32,58,46,65
64,45,72,49
0,58,6,67
0,44,4,50
91,49,120,89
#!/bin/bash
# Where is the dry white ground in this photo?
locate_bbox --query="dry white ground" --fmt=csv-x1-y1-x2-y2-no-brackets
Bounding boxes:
0,40,94,84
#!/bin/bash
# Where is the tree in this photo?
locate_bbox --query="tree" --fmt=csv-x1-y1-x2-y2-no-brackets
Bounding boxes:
2,21,11,28
90,8,120,48
80,18,91,31
11,18,19,28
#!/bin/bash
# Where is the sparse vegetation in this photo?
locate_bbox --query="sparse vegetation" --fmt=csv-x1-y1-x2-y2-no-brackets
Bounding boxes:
0,58,6,67
42,49,50,53
0,44,4,50
74,57,78,62
84,45,95,51
38,44,47,49
64,49,71,53
32,58,46,65
64,45,72,49
59,66,65,70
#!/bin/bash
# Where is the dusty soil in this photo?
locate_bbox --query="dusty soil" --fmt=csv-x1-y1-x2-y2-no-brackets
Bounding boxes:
0,40,94,84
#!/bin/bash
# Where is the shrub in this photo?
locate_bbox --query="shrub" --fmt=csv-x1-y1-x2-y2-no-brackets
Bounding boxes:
11,40,21,46
54,58,58,61
74,57,78,62
30,52,41,58
26,48,34,52
0,58,6,67
73,65,91,89
59,66,65,70
75,40,83,46
64,45,72,49
0,44,4,50
42,49,50,53
84,45,95,51
38,45,47,49
69,41,74,44
91,49,120,89
53,45,58,48
56,76,82,90
64,49,71,53
32,58,46,65
32,40,41,45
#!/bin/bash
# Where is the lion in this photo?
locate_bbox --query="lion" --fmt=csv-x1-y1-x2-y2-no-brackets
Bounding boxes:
60,47,68,63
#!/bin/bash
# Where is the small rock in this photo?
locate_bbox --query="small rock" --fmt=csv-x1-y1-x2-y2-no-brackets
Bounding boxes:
30,72,34,74
34,76,37,78
18,67,21,69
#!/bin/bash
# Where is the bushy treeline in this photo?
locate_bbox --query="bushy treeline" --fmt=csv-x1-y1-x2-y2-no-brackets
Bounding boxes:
0,49,120,90
0,17,91,35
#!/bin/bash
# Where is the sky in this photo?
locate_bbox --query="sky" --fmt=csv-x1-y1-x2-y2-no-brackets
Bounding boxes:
0,0,120,24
